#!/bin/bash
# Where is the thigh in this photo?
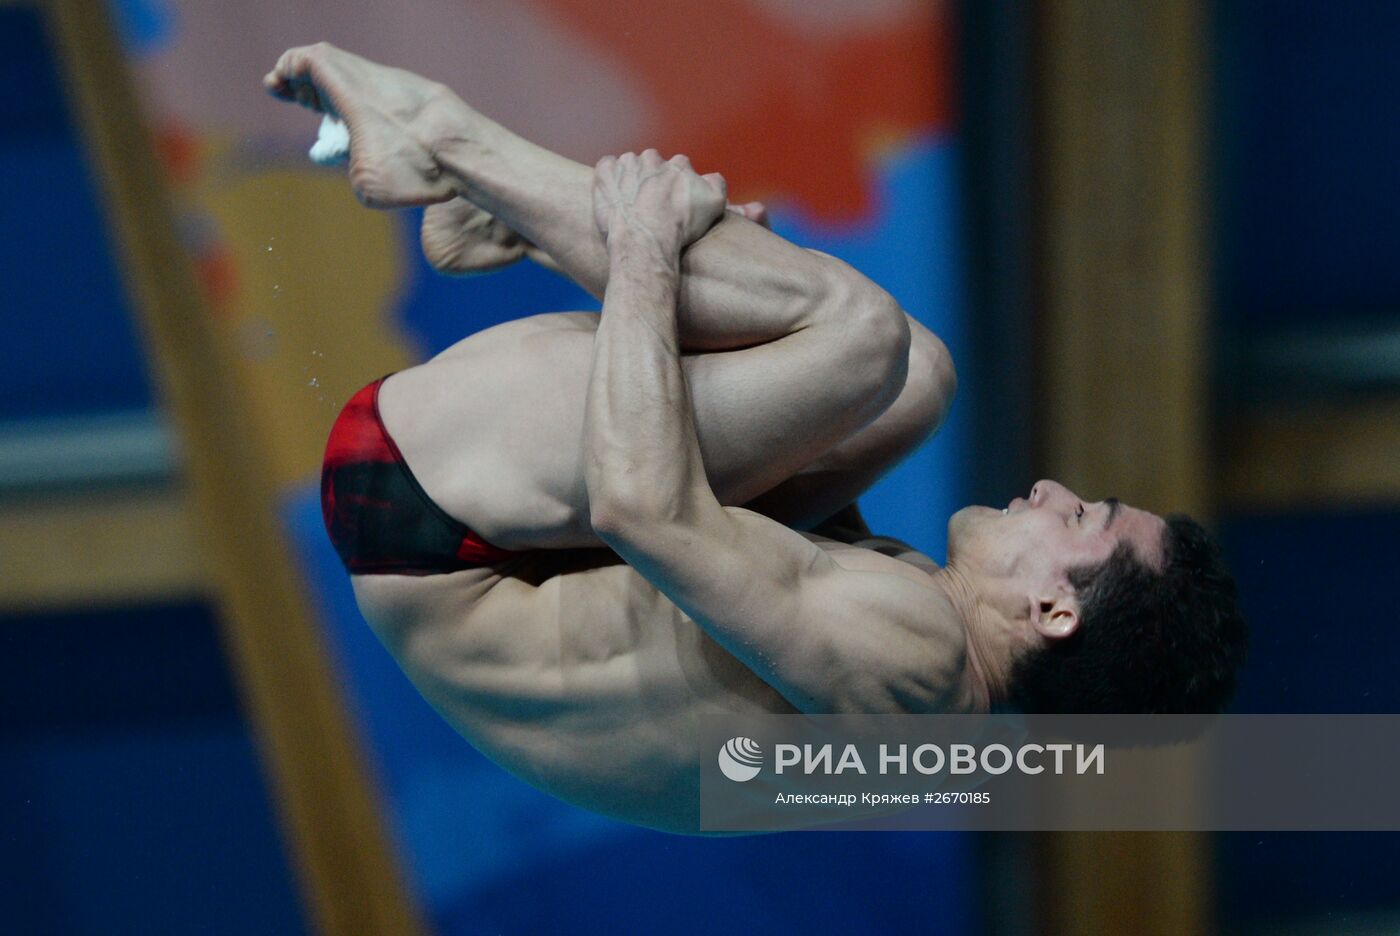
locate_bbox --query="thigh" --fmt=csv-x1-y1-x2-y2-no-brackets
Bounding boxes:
743,318,956,529
377,311,895,550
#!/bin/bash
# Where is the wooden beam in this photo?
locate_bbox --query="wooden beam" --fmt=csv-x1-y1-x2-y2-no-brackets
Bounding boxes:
40,3,426,933
1221,400,1400,510
0,489,205,613
1034,1,1212,934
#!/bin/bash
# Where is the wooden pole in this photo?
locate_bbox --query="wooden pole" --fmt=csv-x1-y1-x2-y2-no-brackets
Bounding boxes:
41,2,426,932
1033,1,1212,933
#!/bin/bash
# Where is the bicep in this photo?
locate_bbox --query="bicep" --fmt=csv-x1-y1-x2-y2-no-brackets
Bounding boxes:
603,505,819,667
600,504,949,712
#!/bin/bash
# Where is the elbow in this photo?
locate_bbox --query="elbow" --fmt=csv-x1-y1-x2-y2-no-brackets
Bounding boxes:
587,494,633,541
585,443,694,541
586,483,674,542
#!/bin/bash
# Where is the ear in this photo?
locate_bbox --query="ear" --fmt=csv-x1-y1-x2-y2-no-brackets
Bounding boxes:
1028,589,1080,640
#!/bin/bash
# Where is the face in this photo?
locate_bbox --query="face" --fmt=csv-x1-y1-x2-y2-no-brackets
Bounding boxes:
947,479,1167,635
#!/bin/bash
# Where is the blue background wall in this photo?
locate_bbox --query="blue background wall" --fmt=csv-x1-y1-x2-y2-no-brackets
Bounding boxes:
0,8,152,420
0,603,307,935
1211,0,1400,929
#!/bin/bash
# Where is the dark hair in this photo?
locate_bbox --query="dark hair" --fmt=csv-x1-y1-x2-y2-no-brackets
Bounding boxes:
1008,514,1248,714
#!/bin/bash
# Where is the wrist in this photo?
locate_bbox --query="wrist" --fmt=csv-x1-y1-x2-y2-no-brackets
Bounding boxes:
606,223,682,272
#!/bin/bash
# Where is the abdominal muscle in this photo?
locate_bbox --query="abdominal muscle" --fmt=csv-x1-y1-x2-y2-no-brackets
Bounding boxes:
349,547,796,833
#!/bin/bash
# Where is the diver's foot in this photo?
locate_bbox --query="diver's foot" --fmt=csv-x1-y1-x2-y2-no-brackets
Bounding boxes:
265,43,461,208
421,198,530,275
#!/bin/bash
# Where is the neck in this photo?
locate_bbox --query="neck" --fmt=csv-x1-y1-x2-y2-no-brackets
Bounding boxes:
930,564,1018,712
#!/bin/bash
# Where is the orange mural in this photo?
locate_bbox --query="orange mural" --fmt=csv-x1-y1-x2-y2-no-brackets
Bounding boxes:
537,0,951,220
131,0,950,221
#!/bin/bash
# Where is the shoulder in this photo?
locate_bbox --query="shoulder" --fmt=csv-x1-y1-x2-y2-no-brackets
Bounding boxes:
797,541,969,713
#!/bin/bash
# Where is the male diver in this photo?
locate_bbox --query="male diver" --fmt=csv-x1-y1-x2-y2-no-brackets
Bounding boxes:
269,44,1247,833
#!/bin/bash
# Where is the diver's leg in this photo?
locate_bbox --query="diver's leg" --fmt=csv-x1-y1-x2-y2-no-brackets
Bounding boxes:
266,43,887,352
419,194,767,278
267,44,947,547
742,316,955,530
381,310,949,550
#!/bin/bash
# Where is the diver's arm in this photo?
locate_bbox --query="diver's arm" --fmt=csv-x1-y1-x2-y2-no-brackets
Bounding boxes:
583,154,957,714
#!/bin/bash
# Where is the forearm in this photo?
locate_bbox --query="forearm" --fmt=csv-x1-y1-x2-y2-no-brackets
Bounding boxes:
431,96,843,345
584,232,711,526
581,227,823,708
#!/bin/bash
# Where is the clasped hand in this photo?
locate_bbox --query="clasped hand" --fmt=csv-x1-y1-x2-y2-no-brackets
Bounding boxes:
592,149,728,255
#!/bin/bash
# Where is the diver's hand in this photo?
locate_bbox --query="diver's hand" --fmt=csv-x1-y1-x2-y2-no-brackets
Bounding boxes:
591,149,728,256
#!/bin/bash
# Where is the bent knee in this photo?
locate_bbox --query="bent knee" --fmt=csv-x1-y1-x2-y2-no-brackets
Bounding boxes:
897,318,957,437
829,276,911,412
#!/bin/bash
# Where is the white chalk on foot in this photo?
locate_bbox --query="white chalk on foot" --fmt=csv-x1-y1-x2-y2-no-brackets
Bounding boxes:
308,115,350,166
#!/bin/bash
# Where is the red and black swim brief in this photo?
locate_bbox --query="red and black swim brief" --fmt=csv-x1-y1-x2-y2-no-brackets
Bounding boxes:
321,376,515,575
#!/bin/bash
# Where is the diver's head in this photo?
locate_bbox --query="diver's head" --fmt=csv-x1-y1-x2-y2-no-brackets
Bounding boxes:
947,480,1248,713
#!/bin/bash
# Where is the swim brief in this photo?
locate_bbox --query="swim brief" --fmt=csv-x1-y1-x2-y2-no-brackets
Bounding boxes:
320,376,516,575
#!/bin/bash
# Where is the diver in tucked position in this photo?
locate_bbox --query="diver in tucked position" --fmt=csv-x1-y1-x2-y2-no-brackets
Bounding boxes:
268,44,1246,833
